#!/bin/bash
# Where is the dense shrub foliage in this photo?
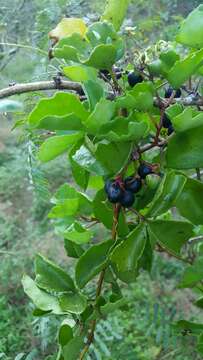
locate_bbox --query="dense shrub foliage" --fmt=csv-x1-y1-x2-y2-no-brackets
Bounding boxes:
1,1,203,359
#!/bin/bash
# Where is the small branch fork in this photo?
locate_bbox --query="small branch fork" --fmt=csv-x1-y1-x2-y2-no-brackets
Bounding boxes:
79,204,121,360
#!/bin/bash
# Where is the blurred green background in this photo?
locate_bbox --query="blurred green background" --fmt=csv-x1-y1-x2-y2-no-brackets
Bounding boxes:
0,0,203,359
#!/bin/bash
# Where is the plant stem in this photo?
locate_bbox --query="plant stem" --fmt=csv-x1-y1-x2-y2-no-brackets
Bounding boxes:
79,204,121,360
156,243,192,265
196,168,201,181
0,42,47,56
109,68,121,94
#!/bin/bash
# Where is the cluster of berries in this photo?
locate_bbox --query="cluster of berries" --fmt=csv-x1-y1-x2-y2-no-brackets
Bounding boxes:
105,163,155,208
163,87,181,135
164,86,181,99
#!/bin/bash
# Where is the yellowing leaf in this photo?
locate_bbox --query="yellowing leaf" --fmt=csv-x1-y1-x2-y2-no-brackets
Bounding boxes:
49,18,87,42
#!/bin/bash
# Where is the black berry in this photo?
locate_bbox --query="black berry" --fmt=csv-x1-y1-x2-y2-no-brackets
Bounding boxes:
138,163,153,179
114,66,122,79
116,72,122,80
175,88,181,98
124,176,142,193
100,69,111,80
162,113,172,129
105,180,123,204
165,87,181,98
127,71,143,87
120,190,135,207
167,124,174,135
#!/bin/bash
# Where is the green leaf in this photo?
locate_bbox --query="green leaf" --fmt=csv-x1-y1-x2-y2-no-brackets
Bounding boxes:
51,183,92,217
113,267,139,284
75,240,113,288
85,98,115,134
197,333,203,355
166,124,203,169
63,336,84,360
95,141,132,176
179,257,203,288
54,45,80,61
159,49,180,73
148,50,180,77
86,21,124,60
93,189,113,229
111,224,146,272
167,49,203,89
165,103,183,121
58,322,73,347
63,65,97,82
35,254,75,293
59,292,87,314
100,296,126,315
0,99,23,112
69,140,90,190
176,5,203,48
38,133,83,163
148,220,193,255
64,239,84,259
63,221,93,244
49,199,79,218
102,0,130,31
130,82,155,111
83,80,105,111
22,275,62,314
147,171,186,217
54,33,91,61
72,145,106,176
171,108,203,133
173,320,203,334
138,234,153,272
195,297,203,309
148,60,163,76
115,93,137,110
84,44,117,70
37,114,84,131
98,115,149,142
28,92,89,127
176,178,203,225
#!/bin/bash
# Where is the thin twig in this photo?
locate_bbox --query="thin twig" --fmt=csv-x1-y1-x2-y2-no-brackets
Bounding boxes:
156,243,192,265
79,204,121,360
196,168,201,181
0,80,82,99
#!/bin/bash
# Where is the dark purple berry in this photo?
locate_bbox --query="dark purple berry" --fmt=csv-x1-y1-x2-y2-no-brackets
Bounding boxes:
120,190,135,207
175,88,181,98
127,71,143,87
162,113,172,129
100,69,111,80
105,180,123,203
138,163,153,179
164,87,173,98
116,72,122,80
165,87,181,98
167,125,174,135
124,176,142,193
